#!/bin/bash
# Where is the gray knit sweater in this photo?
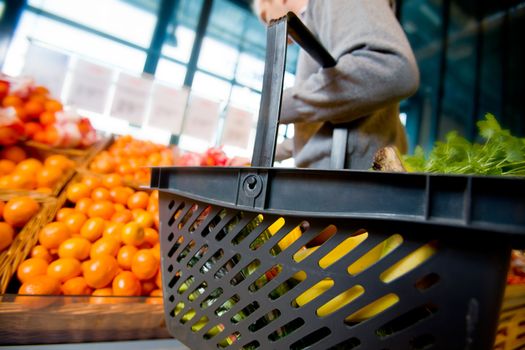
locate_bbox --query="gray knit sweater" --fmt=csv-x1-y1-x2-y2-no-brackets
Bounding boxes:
279,0,419,169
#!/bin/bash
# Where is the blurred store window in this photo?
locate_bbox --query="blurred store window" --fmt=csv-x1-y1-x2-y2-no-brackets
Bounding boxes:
400,0,525,154
27,0,156,47
0,0,300,158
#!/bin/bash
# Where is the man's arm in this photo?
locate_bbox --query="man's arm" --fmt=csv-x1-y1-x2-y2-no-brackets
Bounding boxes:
280,0,419,124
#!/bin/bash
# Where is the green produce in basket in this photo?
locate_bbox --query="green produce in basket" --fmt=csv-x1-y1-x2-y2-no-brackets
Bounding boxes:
403,114,525,176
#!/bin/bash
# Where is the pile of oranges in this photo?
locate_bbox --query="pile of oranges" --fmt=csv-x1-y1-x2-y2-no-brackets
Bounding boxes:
89,135,175,186
16,173,163,304
0,196,40,253
0,145,75,193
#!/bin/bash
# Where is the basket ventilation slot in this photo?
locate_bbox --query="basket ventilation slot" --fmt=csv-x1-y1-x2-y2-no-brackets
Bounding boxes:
289,326,331,350
375,303,437,339
200,287,223,310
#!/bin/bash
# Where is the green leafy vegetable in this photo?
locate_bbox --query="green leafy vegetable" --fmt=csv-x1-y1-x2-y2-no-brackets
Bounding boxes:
403,114,525,176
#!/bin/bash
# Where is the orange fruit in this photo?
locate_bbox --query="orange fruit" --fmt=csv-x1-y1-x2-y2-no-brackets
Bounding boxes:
67,183,91,203
91,187,111,201
117,163,134,176
89,287,114,304
56,208,75,222
44,154,74,171
147,201,158,214
58,237,91,260
39,111,56,125
155,270,162,288
24,100,45,118
37,166,62,188
135,211,154,229
141,278,157,296
110,209,133,224
101,173,122,188
0,159,16,175
103,222,123,242
32,129,47,143
127,191,149,210
24,121,44,138
151,242,161,262
75,197,94,215
39,222,71,249
30,245,53,263
80,217,105,242
47,258,82,282
117,245,138,270
109,186,134,205
149,190,159,203
33,86,50,95
121,222,144,247
87,200,115,220
143,228,159,246
82,175,102,191
146,289,163,305
61,276,92,295
45,99,63,112
0,145,27,163
113,203,126,212
131,249,159,280
0,176,10,189
90,237,120,258
18,275,60,295
3,196,40,227
9,171,37,190
15,158,43,174
0,201,4,218
2,95,23,108
90,157,115,174
83,255,119,289
0,222,14,252
112,271,141,296
131,208,146,220
154,213,160,230
63,212,87,234
17,258,49,283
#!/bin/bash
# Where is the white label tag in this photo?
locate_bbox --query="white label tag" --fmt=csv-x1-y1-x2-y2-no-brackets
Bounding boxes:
66,59,113,113
147,84,189,134
22,44,69,97
182,95,220,142
221,106,254,149
110,73,152,125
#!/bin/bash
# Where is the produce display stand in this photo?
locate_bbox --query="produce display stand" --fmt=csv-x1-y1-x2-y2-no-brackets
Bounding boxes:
150,13,525,350
0,173,169,344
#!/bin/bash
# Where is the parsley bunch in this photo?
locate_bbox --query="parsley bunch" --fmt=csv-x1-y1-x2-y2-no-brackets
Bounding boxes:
403,114,525,176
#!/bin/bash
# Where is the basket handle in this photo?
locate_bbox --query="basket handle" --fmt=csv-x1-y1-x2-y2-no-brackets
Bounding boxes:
251,12,347,169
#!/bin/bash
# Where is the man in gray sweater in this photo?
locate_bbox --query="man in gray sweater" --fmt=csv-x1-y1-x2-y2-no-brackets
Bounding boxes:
253,0,420,169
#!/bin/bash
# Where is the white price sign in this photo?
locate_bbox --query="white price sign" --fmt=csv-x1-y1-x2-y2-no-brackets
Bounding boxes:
147,84,189,134
66,59,113,113
22,44,69,97
182,95,220,142
110,73,152,125
221,106,254,149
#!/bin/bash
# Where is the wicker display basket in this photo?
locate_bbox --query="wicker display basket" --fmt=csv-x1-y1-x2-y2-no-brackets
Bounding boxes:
0,192,57,293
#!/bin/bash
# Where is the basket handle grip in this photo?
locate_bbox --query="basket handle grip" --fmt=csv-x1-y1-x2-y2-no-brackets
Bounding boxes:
251,12,347,169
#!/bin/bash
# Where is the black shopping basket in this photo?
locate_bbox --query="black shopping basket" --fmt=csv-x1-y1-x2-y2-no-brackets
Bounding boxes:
150,13,525,350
